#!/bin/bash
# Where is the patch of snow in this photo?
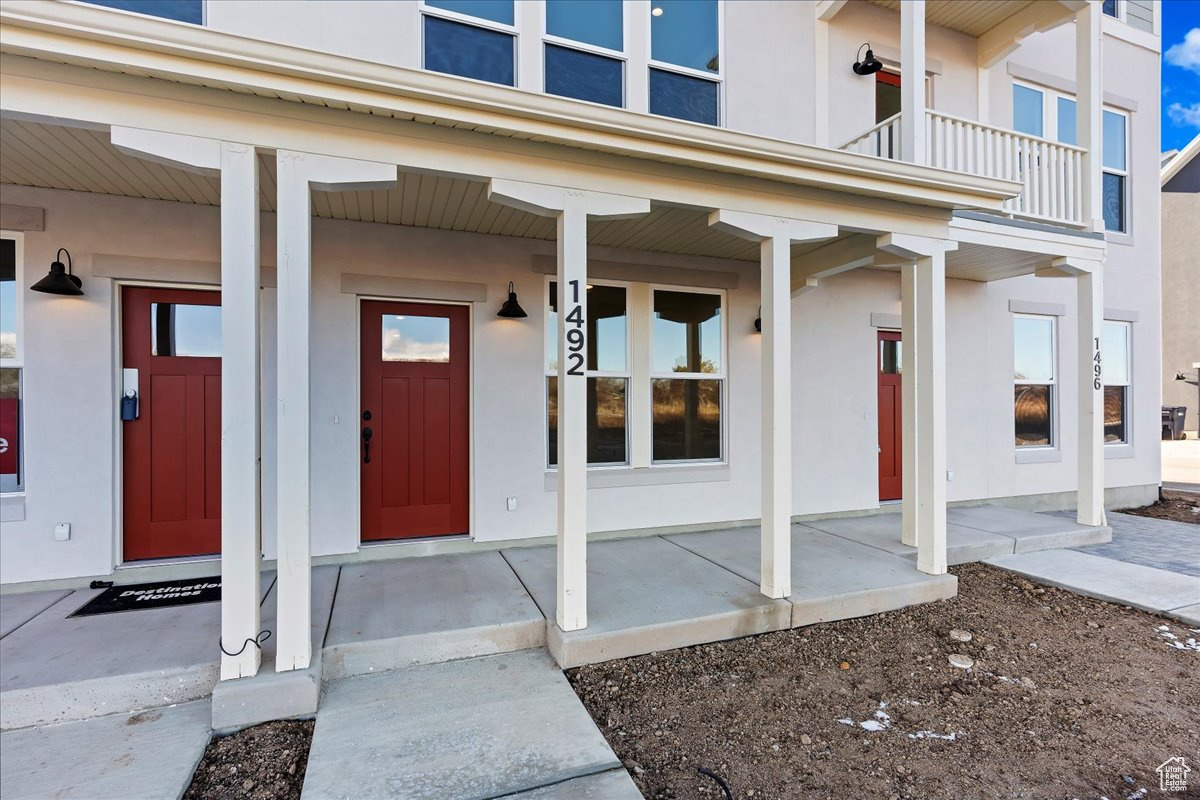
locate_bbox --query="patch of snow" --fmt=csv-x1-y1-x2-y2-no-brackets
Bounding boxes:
837,718,855,726
907,730,959,741
1126,788,1147,800
1156,626,1200,652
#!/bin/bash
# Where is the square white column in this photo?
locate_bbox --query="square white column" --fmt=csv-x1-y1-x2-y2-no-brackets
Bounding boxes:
1076,268,1105,525
900,0,927,165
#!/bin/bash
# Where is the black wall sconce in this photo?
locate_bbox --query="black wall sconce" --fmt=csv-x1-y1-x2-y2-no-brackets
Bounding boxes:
31,248,84,296
496,281,527,318
754,307,762,333
852,43,883,76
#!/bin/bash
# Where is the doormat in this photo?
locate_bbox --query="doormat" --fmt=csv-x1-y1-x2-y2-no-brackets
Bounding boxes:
69,577,221,617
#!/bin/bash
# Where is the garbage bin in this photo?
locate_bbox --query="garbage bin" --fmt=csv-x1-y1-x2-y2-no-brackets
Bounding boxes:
1162,406,1187,440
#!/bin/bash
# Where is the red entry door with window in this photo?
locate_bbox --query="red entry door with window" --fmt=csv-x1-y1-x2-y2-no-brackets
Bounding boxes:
360,301,469,541
122,286,222,561
877,330,903,502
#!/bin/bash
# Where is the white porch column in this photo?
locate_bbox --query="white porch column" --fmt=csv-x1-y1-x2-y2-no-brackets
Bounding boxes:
1075,1,1104,232
110,128,264,680
900,0,927,165
711,212,837,598
274,151,395,672
880,235,955,574
488,180,649,631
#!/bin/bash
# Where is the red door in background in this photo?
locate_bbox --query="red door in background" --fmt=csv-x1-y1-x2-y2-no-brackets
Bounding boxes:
360,301,469,541
122,287,222,560
877,330,903,502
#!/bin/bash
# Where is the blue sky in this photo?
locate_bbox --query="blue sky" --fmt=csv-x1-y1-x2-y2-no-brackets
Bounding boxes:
1162,0,1200,151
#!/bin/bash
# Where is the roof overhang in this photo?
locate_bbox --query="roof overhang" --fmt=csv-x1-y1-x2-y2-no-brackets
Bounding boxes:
0,1,1020,218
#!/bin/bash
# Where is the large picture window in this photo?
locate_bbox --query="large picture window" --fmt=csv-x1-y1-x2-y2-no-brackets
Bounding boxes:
1103,321,1132,444
1014,314,1057,448
546,281,629,466
648,0,721,125
651,289,723,462
1,235,23,493
422,1,516,86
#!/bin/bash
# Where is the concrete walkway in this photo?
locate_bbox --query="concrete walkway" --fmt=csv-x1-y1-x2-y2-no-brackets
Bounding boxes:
1074,511,1200,577
301,650,640,800
1162,438,1200,491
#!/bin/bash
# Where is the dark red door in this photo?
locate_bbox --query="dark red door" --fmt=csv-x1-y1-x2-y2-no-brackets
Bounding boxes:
361,301,469,541
877,330,902,502
122,287,222,561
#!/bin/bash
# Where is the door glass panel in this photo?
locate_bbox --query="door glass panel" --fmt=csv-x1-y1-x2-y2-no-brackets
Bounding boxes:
1013,316,1054,382
382,314,450,363
1012,84,1044,137
151,303,221,357
424,16,515,86
0,239,15,360
652,291,721,373
546,0,622,50
1014,385,1053,447
880,339,902,374
876,74,901,124
652,378,721,461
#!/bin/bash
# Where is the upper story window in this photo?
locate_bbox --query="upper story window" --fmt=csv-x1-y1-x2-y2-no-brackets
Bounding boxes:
1102,109,1129,233
80,0,203,24
544,0,624,108
1014,314,1057,449
422,0,516,87
1102,0,1119,18
649,0,721,126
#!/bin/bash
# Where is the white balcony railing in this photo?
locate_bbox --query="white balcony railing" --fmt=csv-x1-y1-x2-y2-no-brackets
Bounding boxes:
840,110,1087,227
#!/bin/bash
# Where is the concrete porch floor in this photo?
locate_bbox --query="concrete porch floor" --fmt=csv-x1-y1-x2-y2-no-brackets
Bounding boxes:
0,504,1107,733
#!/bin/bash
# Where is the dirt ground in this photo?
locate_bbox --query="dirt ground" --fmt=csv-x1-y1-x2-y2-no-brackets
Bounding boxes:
183,720,313,800
1117,489,1199,525
568,564,1200,800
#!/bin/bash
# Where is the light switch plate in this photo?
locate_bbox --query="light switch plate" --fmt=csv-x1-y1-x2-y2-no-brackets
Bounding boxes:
506,496,518,512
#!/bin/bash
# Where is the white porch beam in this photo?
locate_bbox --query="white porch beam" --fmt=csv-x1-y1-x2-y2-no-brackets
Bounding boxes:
1075,1,1104,232
977,1,1081,68
488,179,650,632
275,151,395,672
900,1,927,165
111,128,264,680
711,211,838,598
1052,257,1107,526
790,234,910,295
879,234,956,573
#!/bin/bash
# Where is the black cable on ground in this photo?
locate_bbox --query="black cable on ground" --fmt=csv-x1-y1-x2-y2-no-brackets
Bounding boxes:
697,767,733,800
219,629,272,658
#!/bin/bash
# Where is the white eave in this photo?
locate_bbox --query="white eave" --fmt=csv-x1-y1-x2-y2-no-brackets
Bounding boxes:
0,0,1021,215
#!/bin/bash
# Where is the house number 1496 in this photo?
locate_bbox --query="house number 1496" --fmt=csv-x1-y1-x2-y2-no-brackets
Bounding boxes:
1093,337,1102,391
565,280,586,376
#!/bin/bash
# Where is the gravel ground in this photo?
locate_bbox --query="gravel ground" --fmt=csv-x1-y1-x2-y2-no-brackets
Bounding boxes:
183,720,313,800
568,564,1200,800
1116,490,1199,525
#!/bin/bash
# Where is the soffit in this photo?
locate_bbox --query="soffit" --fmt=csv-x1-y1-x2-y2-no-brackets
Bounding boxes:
863,0,1036,37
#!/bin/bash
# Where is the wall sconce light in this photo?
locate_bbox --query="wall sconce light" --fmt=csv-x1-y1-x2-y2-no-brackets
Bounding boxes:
31,248,83,296
754,307,762,333
496,281,528,318
852,43,883,76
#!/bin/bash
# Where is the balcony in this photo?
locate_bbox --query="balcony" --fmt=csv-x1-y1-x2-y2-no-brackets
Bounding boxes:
840,110,1087,228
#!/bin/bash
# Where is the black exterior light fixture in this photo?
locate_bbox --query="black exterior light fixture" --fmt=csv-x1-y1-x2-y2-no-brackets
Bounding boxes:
852,43,883,76
754,307,762,333
31,248,83,296
496,281,528,318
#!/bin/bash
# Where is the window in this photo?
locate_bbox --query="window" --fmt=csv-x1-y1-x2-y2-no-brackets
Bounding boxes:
1,235,22,493
649,0,721,125
1102,109,1128,233
1102,0,1120,18
875,71,902,124
546,281,629,466
1012,84,1044,137
422,1,516,86
544,0,624,108
151,303,221,357
1014,315,1057,448
1103,321,1131,443
80,0,203,24
651,289,723,462
382,315,450,363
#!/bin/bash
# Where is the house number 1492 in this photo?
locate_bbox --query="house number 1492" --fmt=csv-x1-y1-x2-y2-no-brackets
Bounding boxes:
565,280,586,376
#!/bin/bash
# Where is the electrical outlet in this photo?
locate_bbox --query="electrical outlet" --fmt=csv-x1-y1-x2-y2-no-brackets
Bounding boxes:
54,523,71,542
506,496,518,512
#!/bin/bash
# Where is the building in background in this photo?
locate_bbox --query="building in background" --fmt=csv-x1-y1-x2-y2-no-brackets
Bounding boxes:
1161,135,1200,438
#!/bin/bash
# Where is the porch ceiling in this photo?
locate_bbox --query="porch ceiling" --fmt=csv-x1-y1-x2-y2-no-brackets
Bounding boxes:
863,0,1040,37
0,118,848,262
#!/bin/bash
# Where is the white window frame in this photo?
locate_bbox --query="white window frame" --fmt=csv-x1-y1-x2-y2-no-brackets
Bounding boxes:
646,0,726,126
541,0,628,108
419,0,520,87
543,276,633,470
1013,312,1058,451
1103,320,1133,446
1102,0,1125,21
1102,107,1130,235
648,284,728,466
1,230,25,496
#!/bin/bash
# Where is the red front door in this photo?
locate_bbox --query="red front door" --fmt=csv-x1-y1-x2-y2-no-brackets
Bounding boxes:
360,301,469,541
877,330,902,502
122,287,222,561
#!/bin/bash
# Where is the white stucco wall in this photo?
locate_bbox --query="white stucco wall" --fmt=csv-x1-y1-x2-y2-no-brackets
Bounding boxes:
0,183,1160,585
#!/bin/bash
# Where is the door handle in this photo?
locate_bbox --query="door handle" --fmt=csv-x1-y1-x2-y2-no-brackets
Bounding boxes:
361,426,373,464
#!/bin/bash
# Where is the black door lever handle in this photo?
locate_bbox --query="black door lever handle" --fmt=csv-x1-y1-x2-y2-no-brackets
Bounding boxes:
362,426,373,463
